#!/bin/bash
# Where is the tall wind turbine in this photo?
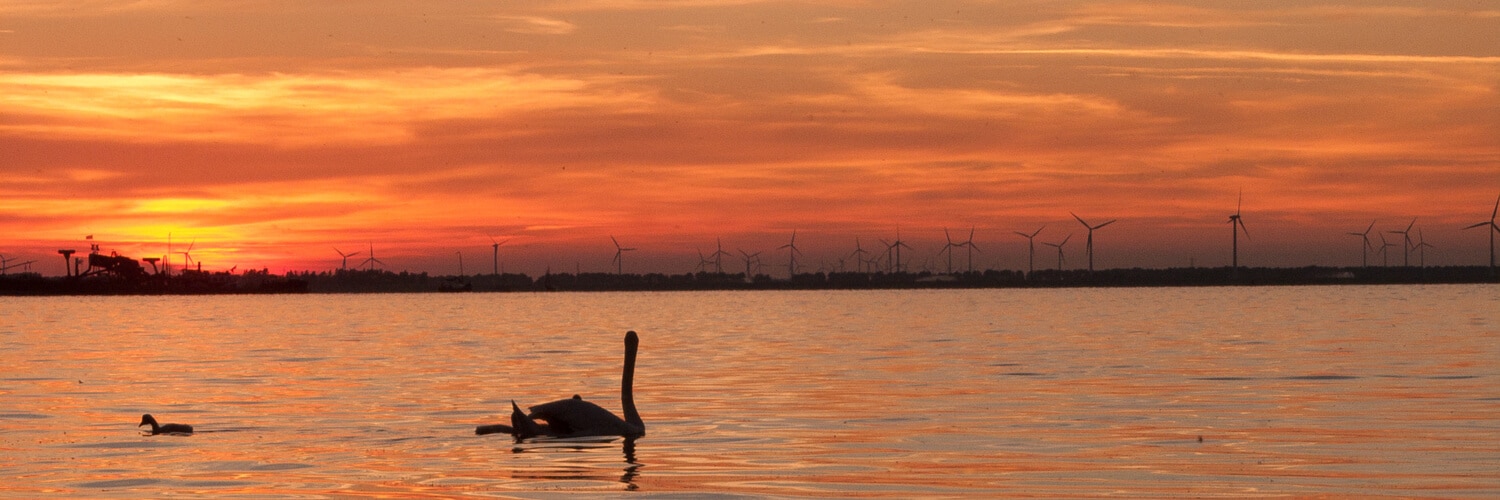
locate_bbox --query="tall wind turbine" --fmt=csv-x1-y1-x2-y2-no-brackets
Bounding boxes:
778,231,802,277
1014,226,1044,277
848,237,870,274
1376,234,1395,267
334,247,360,270
1387,218,1416,267
738,249,761,277
710,237,731,274
1043,234,1072,271
961,227,980,274
939,228,958,274
179,239,196,272
1071,213,1116,272
1347,221,1375,267
886,229,912,273
1464,194,1500,276
490,237,510,275
1414,230,1434,268
1227,192,1249,270
611,236,635,275
360,243,386,271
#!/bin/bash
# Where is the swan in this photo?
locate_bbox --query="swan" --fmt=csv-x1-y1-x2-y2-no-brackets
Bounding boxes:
139,414,193,435
476,330,644,438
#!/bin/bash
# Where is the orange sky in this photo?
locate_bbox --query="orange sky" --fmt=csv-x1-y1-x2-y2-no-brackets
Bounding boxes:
2,1,1498,276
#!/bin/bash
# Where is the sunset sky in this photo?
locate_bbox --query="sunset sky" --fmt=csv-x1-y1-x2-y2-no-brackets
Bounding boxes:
3,1,1497,276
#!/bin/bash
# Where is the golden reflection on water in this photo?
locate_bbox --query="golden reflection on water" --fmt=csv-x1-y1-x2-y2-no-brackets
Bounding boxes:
1,286,1498,497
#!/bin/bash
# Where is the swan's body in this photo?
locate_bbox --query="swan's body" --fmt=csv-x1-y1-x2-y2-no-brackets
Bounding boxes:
477,331,644,439
139,414,193,435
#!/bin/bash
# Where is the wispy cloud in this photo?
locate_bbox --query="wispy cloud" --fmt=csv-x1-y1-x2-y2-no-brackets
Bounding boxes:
495,15,577,35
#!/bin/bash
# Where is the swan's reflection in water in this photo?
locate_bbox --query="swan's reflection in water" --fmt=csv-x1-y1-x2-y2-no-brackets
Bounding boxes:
507,436,641,490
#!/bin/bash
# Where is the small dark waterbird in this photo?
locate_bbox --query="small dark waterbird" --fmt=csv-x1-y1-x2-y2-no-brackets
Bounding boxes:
477,331,644,439
139,414,193,435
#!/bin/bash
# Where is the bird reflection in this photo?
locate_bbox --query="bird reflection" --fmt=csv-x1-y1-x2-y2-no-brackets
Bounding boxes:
507,436,642,489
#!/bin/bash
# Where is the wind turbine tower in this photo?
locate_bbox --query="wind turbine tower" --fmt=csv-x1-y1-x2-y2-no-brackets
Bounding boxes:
1015,226,1044,277
1228,193,1249,270
1043,234,1072,271
611,236,635,275
739,249,761,277
1388,218,1416,267
961,227,980,274
1071,213,1117,272
710,237,731,274
1347,221,1375,267
490,237,510,275
360,243,386,271
848,238,870,274
1414,230,1434,268
940,228,957,274
778,231,802,278
1464,194,1500,276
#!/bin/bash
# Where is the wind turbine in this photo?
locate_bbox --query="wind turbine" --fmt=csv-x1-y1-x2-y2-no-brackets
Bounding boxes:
961,227,980,274
1347,220,1375,267
611,236,635,275
1014,225,1044,277
334,247,360,270
709,237,731,274
738,249,761,277
1387,218,1416,267
1414,229,1434,268
694,249,712,273
778,231,802,277
886,229,912,273
848,237,870,274
1227,192,1249,270
179,240,196,272
939,228,958,274
1071,213,1116,272
1043,234,1072,271
1376,233,1395,267
1464,193,1500,276
360,243,386,271
490,237,510,275
456,251,465,276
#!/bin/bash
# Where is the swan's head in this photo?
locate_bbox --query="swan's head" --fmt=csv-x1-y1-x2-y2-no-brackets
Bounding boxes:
625,330,638,350
138,414,156,427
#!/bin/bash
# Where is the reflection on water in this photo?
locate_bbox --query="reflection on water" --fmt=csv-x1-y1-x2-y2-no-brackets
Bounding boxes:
1,286,1498,497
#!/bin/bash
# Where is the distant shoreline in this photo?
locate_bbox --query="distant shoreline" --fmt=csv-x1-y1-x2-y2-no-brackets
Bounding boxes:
1,265,1494,296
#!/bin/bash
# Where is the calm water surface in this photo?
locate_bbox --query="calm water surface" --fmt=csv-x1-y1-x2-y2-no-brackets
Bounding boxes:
2,286,1498,498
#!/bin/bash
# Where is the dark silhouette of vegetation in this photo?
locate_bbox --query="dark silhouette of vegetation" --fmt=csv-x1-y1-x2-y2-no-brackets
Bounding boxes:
2,252,1495,296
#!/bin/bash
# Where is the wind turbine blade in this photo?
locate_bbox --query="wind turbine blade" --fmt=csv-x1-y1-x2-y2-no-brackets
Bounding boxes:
1238,220,1250,239
1031,226,1045,237
1364,221,1375,234
1465,221,1490,229
1492,193,1500,219
1096,219,1117,229
1014,231,1030,238
1071,212,1088,227
1061,234,1073,245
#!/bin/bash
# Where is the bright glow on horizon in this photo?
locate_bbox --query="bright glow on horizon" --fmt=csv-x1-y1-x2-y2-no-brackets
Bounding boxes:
1,1,1496,276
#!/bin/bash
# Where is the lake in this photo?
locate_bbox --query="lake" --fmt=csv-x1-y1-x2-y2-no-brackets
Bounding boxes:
2,286,1498,498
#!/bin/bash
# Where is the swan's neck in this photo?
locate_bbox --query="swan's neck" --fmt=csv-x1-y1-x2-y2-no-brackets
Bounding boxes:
621,332,642,431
